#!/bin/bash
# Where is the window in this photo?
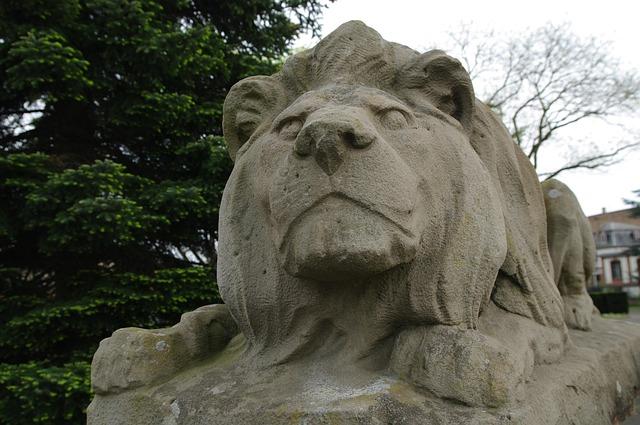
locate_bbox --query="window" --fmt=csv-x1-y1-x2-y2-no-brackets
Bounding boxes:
611,260,622,282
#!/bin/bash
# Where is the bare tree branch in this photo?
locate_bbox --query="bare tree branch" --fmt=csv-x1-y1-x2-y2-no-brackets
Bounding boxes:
539,142,640,180
441,22,640,179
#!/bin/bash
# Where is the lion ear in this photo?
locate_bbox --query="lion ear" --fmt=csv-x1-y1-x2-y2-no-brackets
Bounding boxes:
397,50,475,133
222,76,286,161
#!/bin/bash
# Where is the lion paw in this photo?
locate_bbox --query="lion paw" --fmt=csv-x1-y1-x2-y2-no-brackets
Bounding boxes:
390,325,531,407
563,294,594,330
91,304,237,395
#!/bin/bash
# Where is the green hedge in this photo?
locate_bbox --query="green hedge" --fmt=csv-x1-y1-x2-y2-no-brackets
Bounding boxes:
0,267,220,364
0,267,219,424
590,291,629,314
0,362,90,425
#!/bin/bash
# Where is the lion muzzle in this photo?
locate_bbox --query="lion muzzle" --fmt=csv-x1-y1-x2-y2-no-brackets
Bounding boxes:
268,107,424,282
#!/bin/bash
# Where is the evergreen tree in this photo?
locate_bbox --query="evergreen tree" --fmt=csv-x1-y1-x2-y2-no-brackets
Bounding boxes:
0,1,328,423
627,189,640,217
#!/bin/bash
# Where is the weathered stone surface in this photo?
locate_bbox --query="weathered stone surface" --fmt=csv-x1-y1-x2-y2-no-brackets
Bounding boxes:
87,315,640,424
543,179,597,330
88,21,639,424
91,304,236,394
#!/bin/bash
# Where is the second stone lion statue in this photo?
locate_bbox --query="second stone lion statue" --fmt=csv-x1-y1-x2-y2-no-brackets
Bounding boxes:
88,21,599,423
542,179,596,330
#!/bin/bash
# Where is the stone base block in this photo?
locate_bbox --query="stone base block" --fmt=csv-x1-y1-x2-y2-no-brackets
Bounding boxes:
88,316,640,424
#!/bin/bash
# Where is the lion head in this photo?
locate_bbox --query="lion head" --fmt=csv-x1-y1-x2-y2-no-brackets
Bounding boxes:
218,21,565,366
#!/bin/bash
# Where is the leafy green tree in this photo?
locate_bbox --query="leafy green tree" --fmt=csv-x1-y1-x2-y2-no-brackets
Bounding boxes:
0,1,329,423
626,189,640,217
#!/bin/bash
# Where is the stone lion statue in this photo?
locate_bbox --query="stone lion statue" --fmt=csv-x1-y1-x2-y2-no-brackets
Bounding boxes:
89,21,579,423
542,179,596,330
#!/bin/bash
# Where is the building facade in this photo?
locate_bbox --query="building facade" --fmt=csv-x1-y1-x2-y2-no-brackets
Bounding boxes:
588,208,640,297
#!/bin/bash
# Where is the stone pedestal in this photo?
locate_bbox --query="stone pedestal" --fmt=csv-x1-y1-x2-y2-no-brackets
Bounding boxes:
88,316,640,425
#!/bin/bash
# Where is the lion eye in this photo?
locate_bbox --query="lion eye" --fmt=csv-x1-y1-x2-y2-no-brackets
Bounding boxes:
279,119,304,139
379,109,410,130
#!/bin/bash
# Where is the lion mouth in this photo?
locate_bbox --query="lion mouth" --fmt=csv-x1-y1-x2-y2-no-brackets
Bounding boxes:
278,192,417,251
275,192,421,281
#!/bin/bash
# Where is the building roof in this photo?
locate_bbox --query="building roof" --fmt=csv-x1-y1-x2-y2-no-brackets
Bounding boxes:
588,208,640,233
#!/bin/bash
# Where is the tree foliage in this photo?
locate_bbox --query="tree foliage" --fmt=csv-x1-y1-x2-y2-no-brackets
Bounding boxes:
626,189,640,218
441,23,640,179
0,0,329,423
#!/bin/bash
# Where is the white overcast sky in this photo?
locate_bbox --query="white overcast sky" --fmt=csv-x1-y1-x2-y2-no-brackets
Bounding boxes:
295,0,639,216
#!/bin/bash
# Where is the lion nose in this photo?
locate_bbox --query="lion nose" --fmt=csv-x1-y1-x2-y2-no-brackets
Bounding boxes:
294,119,375,175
